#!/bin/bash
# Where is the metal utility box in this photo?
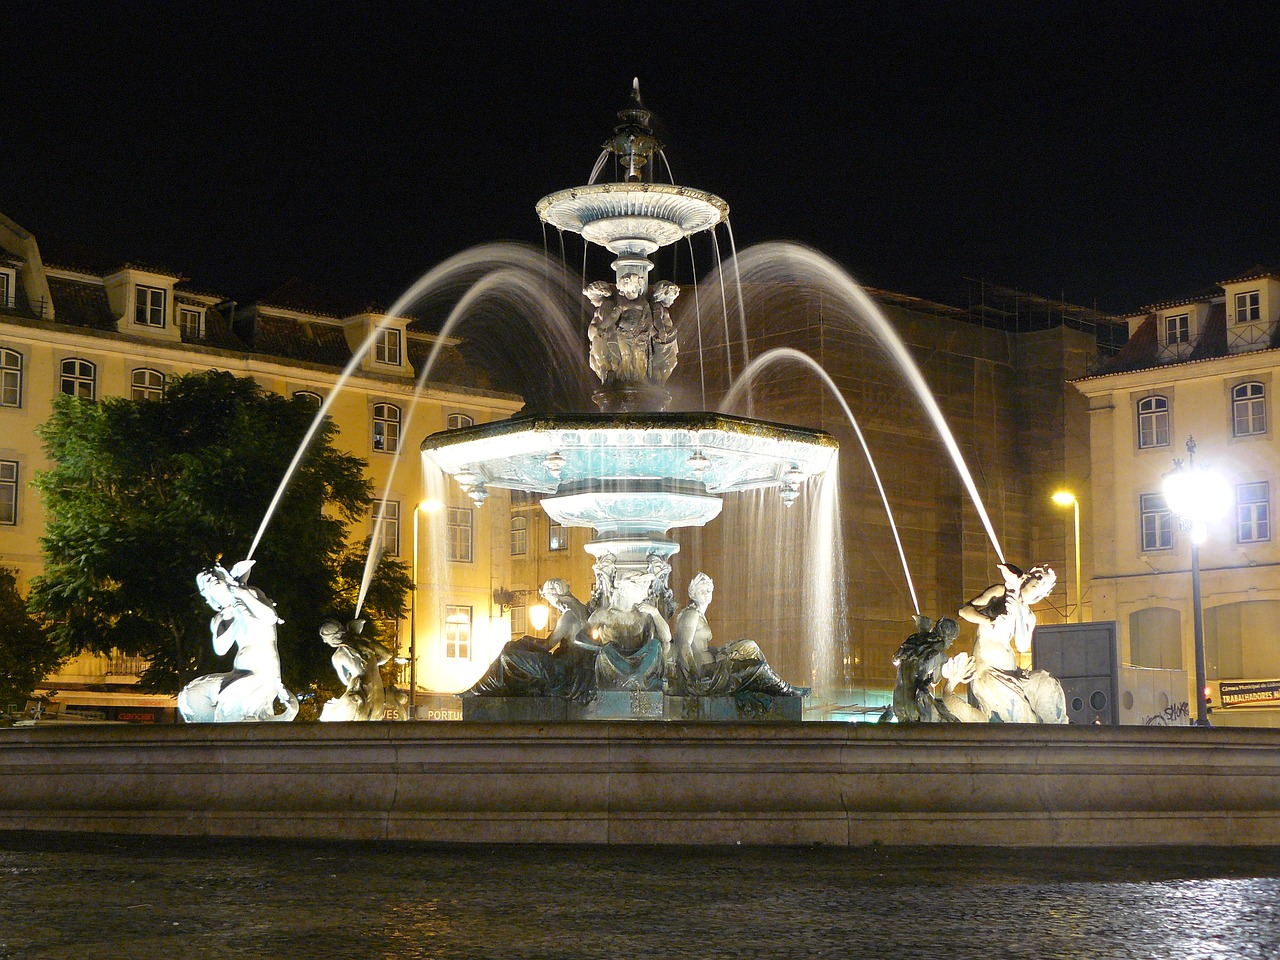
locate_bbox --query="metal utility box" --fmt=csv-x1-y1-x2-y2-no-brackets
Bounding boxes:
1034,621,1190,726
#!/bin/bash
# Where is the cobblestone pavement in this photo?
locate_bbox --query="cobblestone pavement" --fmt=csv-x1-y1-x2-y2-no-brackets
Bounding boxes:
2,834,1278,960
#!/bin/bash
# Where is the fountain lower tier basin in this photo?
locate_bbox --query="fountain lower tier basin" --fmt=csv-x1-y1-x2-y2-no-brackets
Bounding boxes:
4,724,1280,847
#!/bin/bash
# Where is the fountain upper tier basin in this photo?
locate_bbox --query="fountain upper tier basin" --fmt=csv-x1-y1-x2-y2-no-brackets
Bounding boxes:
421,412,836,533
536,182,729,257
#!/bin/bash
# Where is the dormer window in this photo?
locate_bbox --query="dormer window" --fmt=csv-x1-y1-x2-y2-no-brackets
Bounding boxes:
374,328,402,366
177,306,205,339
0,267,15,310
135,285,167,327
1164,314,1189,345
1235,291,1261,323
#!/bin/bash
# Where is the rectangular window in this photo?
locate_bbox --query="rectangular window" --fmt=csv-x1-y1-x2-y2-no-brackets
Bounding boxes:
134,286,167,327
178,307,205,339
548,521,568,551
0,268,14,309
1164,313,1189,345
447,506,473,562
374,328,402,365
373,499,401,557
445,605,472,660
1237,482,1270,543
1,349,21,407
1235,291,1261,323
510,517,528,556
511,604,527,636
0,460,17,525
1140,492,1173,552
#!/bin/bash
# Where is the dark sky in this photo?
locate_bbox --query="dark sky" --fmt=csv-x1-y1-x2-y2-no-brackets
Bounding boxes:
4,4,1277,315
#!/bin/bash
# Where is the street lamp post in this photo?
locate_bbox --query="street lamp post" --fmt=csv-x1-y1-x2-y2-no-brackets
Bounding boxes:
1162,436,1225,727
410,499,445,718
1051,490,1082,623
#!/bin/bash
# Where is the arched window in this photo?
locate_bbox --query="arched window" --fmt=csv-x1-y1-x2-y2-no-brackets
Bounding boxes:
510,516,528,556
1232,382,1266,437
447,413,473,430
1136,395,1169,449
293,390,323,408
372,402,400,452
60,358,96,400
0,348,22,407
131,368,165,401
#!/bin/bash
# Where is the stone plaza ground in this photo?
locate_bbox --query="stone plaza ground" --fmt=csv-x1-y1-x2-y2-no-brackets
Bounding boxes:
2,833,1278,959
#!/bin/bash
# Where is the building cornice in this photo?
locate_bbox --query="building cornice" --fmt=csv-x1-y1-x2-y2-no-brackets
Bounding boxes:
0,314,521,407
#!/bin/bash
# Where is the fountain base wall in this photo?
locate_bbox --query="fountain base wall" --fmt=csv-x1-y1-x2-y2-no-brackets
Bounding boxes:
460,692,804,722
3,723,1279,846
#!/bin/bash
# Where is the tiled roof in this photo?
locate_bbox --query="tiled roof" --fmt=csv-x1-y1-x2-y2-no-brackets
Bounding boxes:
193,302,249,351
36,232,182,279
1093,314,1159,374
45,276,118,331
1221,263,1280,285
407,338,495,391
250,277,363,320
1188,301,1226,361
248,312,352,366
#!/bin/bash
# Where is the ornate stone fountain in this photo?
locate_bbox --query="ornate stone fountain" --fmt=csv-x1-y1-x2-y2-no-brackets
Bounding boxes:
421,82,836,720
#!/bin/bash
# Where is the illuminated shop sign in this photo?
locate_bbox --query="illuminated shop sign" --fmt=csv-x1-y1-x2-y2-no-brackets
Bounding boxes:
1218,679,1280,709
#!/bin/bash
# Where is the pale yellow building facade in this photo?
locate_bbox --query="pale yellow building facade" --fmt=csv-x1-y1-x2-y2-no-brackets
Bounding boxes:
0,212,529,718
1076,266,1280,727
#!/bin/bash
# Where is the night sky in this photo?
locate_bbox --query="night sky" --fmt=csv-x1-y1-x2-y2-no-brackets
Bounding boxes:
4,5,1277,316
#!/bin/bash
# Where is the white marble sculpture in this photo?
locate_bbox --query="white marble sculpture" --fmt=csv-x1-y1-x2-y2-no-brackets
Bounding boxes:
584,274,679,388
177,560,298,722
954,563,1068,723
318,619,393,721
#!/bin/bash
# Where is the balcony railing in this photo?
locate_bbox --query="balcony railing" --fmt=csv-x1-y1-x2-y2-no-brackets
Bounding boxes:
106,653,148,677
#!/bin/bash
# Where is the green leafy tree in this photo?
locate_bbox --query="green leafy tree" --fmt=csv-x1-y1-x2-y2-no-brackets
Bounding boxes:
29,371,410,694
0,567,64,709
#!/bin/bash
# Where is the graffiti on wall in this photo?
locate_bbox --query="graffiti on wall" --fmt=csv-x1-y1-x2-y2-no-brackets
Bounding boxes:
1141,701,1190,726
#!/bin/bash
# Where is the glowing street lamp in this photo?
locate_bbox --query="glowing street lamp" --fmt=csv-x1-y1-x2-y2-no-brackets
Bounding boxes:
1162,437,1228,727
528,600,551,634
1051,490,1082,623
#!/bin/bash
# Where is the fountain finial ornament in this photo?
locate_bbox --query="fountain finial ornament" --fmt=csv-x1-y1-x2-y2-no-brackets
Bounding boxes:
537,81,727,412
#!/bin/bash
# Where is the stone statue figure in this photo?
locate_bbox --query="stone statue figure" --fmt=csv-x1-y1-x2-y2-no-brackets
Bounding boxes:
318,619,394,721
583,566,671,691
177,560,298,723
646,553,678,619
584,275,680,388
955,563,1068,723
466,579,595,701
669,573,794,698
886,614,961,723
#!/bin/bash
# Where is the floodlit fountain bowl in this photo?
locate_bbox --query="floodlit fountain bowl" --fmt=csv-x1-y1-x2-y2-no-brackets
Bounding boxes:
536,183,728,256
422,411,836,550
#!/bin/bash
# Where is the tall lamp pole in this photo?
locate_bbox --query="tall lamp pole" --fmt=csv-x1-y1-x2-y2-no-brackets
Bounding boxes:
1051,490,1082,623
409,499,444,718
1162,437,1222,727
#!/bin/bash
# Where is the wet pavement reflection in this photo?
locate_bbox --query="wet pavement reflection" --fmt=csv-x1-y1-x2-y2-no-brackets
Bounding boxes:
2,834,1278,959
